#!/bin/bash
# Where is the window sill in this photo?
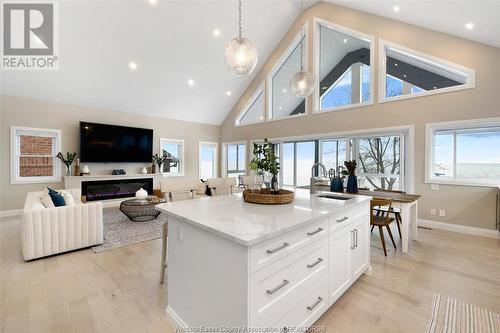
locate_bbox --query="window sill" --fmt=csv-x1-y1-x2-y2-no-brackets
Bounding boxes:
426,178,500,188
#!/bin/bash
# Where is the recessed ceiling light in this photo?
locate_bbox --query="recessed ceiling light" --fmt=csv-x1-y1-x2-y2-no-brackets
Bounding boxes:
278,106,283,110
128,62,137,70
393,5,400,12
213,29,221,37
188,79,194,86
149,0,157,5
282,89,287,94
226,91,232,96
259,116,264,120
403,74,407,78
465,22,475,30
394,63,399,67
343,38,348,44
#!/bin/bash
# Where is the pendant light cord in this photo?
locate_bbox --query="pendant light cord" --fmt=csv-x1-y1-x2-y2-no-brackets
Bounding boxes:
238,0,243,38
299,0,304,71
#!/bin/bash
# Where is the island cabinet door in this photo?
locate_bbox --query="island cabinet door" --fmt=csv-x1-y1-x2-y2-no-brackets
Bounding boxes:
328,225,352,306
350,217,370,281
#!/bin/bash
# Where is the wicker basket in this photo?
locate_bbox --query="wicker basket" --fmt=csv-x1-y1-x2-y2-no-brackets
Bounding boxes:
243,189,294,205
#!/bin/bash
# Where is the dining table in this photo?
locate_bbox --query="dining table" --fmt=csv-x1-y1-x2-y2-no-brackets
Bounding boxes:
301,184,421,253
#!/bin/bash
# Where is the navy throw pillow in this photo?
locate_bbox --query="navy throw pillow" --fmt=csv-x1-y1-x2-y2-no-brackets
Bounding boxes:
47,187,66,207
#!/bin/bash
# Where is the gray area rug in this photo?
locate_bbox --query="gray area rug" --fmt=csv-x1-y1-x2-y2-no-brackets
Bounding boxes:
92,207,166,253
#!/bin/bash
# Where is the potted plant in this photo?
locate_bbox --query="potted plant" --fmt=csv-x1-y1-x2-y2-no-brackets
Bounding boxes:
57,152,77,176
250,139,280,194
342,160,358,194
152,154,167,173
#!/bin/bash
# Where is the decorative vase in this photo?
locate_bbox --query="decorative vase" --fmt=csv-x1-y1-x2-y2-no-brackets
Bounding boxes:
330,177,344,193
135,188,148,200
65,164,72,176
346,175,358,194
81,165,90,174
140,167,148,174
271,175,279,194
152,164,156,174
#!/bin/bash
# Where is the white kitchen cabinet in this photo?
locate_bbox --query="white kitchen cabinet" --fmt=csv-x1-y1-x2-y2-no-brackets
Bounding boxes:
328,225,352,305
351,217,370,280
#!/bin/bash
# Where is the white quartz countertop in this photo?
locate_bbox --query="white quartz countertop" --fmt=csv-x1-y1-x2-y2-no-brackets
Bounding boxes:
156,189,371,246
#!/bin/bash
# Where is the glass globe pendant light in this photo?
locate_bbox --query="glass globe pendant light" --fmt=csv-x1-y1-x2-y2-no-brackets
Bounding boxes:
290,0,315,97
225,0,258,76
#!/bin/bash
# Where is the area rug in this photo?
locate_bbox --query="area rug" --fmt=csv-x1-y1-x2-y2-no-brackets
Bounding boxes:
92,207,166,253
426,293,500,333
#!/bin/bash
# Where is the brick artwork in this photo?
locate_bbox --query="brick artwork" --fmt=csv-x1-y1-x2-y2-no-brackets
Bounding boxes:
19,135,54,177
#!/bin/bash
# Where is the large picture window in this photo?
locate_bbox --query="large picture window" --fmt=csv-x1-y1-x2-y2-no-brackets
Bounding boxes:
199,142,218,180
268,27,308,121
320,139,347,173
10,126,61,184
282,141,315,187
426,118,500,187
379,40,475,103
224,143,246,183
314,19,374,113
354,135,403,190
159,138,184,176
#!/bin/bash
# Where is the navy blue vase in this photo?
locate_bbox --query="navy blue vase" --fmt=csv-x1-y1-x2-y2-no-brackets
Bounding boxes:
346,175,358,194
330,177,343,192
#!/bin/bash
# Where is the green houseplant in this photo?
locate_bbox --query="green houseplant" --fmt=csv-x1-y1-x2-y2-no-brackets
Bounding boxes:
249,139,280,194
57,152,77,176
152,154,167,173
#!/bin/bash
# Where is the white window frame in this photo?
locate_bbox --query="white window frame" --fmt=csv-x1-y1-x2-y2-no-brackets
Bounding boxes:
221,141,247,178
199,141,218,179
254,125,414,193
235,82,265,127
313,17,375,114
159,138,185,177
267,23,309,122
425,117,500,187
10,126,62,184
378,39,476,104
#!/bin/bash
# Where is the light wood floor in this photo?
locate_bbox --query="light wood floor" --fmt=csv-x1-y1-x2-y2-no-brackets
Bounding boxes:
1,216,499,333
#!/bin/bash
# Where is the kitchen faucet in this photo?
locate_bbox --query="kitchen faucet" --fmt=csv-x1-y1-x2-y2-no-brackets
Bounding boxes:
310,163,328,194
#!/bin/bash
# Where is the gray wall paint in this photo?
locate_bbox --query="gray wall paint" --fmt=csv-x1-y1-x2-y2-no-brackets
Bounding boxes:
0,95,220,211
220,2,500,230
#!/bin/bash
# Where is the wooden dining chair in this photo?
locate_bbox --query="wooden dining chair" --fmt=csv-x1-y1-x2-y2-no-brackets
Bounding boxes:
373,189,405,238
370,198,397,256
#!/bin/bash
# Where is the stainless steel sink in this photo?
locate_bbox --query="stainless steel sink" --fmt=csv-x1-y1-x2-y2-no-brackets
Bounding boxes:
316,192,356,203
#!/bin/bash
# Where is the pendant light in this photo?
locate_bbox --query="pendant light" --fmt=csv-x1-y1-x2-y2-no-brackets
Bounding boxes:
289,0,314,97
225,0,258,76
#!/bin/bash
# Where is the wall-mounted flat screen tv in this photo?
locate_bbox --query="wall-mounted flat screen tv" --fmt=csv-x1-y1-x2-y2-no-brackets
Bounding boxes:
80,122,153,163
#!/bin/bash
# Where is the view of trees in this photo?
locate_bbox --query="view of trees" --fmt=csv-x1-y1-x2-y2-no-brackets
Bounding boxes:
358,136,400,190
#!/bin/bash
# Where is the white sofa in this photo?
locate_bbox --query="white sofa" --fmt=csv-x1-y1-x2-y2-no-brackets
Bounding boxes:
21,188,103,261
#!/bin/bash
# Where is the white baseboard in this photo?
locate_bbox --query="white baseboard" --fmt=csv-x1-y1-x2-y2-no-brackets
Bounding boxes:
0,209,22,218
166,306,188,331
418,219,500,239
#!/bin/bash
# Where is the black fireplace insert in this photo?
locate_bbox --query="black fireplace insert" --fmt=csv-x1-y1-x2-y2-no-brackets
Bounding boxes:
82,178,153,201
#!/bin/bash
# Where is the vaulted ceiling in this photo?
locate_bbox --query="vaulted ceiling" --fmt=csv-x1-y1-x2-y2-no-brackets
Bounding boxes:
2,1,499,126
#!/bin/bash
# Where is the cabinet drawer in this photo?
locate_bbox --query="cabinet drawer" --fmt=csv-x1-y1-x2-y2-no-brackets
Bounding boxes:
329,206,369,233
249,237,328,328
272,282,328,332
250,219,328,273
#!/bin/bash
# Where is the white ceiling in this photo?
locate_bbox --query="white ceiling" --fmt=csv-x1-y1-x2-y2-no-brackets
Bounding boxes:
2,1,499,126
1,0,304,125
325,0,500,48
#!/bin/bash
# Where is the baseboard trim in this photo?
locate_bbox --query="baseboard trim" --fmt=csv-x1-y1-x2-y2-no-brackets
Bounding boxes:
166,306,188,331
418,219,500,239
0,209,22,218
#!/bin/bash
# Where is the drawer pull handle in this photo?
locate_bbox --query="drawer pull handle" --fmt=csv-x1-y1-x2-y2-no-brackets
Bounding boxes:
307,257,323,268
266,279,289,295
307,296,323,311
336,216,349,223
307,227,324,236
266,242,289,254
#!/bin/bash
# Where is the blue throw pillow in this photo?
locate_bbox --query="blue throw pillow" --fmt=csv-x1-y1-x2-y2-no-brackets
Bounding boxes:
47,187,66,207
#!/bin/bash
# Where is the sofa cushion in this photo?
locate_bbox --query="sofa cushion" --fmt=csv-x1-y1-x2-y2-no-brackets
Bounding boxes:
40,189,55,208
47,187,66,207
58,190,75,206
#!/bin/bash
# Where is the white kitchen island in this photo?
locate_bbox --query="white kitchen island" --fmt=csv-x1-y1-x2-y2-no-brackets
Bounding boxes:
156,189,371,332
